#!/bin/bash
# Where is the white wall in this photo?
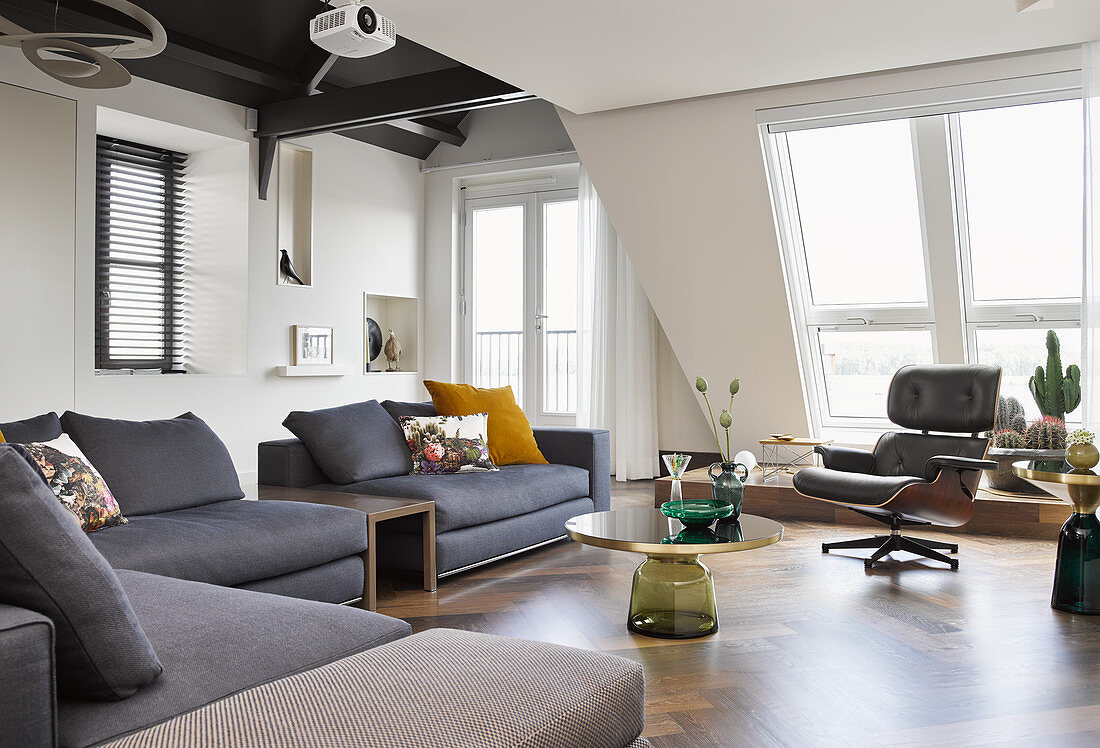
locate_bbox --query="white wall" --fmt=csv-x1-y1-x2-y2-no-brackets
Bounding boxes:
0,49,426,480
558,46,1083,456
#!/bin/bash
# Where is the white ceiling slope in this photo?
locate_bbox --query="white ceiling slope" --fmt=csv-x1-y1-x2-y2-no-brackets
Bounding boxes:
373,0,1100,114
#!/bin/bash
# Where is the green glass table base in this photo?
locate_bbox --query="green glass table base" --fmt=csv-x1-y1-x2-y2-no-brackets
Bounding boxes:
628,554,718,639
1053,512,1100,615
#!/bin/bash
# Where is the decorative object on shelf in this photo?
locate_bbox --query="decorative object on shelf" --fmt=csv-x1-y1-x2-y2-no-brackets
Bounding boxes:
768,433,795,441
733,450,758,472
660,498,733,530
1029,330,1081,423
0,0,166,89
364,317,382,372
279,249,306,286
384,329,402,371
291,325,333,366
1066,429,1099,470
695,375,748,519
662,453,691,502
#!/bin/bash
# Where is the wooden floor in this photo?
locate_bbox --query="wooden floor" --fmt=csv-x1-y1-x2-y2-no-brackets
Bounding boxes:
375,481,1100,747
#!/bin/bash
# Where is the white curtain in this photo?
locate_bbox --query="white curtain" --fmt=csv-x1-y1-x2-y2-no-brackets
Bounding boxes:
576,167,660,481
1085,42,1100,431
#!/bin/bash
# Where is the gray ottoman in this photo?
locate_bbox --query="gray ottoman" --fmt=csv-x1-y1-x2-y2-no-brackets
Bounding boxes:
103,628,650,748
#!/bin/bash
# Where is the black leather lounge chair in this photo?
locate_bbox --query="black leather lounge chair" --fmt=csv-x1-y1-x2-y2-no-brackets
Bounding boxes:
792,363,1001,569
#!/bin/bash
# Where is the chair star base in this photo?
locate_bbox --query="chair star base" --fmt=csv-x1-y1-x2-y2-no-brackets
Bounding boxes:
821,514,959,569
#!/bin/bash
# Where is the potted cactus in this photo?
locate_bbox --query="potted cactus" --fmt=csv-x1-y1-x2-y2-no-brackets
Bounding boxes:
984,330,1081,496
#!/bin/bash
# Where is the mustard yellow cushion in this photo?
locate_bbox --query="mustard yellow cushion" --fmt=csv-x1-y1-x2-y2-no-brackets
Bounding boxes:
0,428,5,443
423,381,547,466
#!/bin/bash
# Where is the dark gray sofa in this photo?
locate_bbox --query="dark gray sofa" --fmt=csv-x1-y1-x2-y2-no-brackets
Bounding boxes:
0,435,649,748
259,400,611,576
1,410,370,604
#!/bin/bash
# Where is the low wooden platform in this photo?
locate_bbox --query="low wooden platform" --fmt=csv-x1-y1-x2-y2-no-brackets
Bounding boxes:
655,467,1071,539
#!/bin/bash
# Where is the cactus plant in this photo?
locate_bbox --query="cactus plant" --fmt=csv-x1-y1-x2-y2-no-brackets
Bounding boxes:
991,395,1028,436
1029,330,1082,422
1025,416,1068,450
992,429,1027,450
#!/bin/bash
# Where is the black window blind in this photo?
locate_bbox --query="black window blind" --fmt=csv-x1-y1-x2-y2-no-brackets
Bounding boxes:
95,136,188,372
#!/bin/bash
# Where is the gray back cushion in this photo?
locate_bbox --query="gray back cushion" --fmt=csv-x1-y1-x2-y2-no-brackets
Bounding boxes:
60,411,243,516
0,444,162,700
0,412,62,443
380,400,436,423
283,400,412,484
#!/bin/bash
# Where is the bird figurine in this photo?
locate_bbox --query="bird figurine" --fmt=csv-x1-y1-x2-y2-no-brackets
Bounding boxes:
384,329,402,371
279,249,305,285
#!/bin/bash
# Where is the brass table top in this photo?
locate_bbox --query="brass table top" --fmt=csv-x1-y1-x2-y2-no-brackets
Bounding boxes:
1012,460,1100,515
566,509,783,556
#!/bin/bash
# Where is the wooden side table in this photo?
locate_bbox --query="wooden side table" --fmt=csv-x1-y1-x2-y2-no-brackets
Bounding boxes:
255,486,436,611
758,438,833,481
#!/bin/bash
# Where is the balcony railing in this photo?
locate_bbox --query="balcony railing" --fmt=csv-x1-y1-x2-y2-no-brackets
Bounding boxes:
475,329,577,414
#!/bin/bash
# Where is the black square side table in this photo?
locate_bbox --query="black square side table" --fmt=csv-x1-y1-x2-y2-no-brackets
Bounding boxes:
255,486,436,610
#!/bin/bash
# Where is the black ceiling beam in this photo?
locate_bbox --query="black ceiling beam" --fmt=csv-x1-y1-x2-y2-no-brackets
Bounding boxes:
339,124,446,160
256,65,533,139
391,117,466,147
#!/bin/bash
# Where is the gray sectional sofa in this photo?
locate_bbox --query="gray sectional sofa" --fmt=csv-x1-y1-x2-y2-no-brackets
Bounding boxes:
10,410,371,604
259,399,612,576
0,412,647,748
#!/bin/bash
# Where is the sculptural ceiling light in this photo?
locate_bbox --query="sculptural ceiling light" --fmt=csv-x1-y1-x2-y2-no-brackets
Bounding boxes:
0,0,166,89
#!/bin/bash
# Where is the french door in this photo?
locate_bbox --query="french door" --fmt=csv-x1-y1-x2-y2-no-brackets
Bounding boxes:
462,189,579,426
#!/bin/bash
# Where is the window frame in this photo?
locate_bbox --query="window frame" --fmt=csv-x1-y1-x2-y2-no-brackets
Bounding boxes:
765,118,938,432
762,81,1083,439
94,136,188,373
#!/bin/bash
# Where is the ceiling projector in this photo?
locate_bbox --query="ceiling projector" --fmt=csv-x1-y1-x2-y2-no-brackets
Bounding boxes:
310,2,395,58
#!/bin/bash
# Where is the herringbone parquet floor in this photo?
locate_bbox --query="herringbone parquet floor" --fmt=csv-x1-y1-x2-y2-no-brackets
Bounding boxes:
376,481,1100,747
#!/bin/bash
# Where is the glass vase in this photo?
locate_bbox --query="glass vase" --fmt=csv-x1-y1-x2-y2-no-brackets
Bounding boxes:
663,453,691,503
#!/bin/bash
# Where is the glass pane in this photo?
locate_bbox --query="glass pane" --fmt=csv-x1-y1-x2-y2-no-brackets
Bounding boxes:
975,327,1082,424
818,329,934,419
787,120,927,306
543,200,578,413
472,205,524,403
958,100,1083,302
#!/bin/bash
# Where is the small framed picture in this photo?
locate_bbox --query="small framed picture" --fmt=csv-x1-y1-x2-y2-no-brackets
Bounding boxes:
292,325,333,366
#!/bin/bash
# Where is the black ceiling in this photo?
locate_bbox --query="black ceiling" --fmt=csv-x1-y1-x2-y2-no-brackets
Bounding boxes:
0,0,535,169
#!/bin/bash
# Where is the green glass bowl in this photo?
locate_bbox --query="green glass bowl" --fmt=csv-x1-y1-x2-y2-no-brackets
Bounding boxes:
660,499,734,529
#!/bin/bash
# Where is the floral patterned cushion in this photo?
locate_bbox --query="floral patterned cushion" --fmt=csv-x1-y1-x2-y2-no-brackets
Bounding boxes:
400,414,498,475
21,434,127,532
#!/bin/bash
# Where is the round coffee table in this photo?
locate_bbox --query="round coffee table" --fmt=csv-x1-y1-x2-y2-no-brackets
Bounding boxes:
565,509,783,639
1013,460,1100,615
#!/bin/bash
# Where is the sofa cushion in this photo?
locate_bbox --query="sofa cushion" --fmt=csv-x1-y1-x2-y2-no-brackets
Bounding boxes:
424,381,548,466
98,628,646,748
401,413,497,474
58,570,411,748
283,400,411,484
0,412,62,443
60,411,243,516
380,399,436,422
337,463,589,533
22,434,127,532
89,499,368,588
0,445,162,701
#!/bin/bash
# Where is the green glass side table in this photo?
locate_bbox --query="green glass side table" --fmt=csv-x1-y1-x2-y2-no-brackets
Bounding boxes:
1013,461,1100,615
565,509,783,638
